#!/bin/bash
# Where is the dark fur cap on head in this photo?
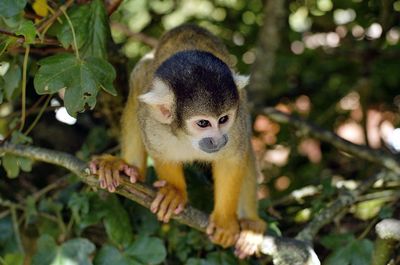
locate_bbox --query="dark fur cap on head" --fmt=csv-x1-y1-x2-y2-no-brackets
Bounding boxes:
155,50,240,124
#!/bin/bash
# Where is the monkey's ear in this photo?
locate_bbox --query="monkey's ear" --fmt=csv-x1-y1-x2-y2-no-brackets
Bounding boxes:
233,73,249,90
138,78,174,124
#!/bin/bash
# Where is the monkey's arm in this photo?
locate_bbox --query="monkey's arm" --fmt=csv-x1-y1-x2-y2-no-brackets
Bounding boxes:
89,55,154,191
207,156,246,248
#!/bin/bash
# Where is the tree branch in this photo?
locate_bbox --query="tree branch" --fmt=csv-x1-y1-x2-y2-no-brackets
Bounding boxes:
0,142,321,263
248,0,285,108
0,142,208,231
262,107,400,175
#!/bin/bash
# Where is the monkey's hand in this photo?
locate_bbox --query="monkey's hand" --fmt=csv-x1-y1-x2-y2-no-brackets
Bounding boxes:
89,154,140,193
206,213,240,248
150,180,187,223
234,218,267,259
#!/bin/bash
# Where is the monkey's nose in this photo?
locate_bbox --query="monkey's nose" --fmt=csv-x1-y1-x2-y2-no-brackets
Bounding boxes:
199,135,228,153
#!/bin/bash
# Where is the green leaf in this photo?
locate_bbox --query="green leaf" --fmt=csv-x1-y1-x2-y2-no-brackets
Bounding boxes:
103,196,133,246
125,236,166,265
3,253,24,265
0,0,27,17
1,63,21,101
15,20,36,45
34,53,116,116
320,233,355,250
206,252,237,265
94,244,141,265
325,239,374,265
80,0,109,59
186,258,209,265
2,153,20,178
56,5,90,50
0,217,19,254
32,235,95,265
17,156,32,172
56,0,109,59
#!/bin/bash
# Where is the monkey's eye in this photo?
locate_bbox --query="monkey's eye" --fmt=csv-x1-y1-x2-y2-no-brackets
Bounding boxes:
218,115,229,124
196,120,211,128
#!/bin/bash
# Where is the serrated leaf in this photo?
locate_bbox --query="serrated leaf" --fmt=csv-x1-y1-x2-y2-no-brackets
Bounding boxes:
125,236,166,265
56,0,109,59
15,20,36,44
2,154,20,178
0,0,27,17
103,196,133,246
32,235,95,265
56,5,90,50
80,0,109,59
34,53,116,116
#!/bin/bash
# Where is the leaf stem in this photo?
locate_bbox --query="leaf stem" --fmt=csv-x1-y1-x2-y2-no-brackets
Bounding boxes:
61,7,80,59
24,95,52,136
19,45,30,132
10,205,24,254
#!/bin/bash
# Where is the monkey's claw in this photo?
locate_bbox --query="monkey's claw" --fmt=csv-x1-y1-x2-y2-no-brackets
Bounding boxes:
151,181,187,223
89,155,140,193
206,213,240,248
234,219,267,259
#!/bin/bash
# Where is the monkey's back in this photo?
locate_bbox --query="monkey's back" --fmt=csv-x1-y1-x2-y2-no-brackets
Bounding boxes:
154,24,233,68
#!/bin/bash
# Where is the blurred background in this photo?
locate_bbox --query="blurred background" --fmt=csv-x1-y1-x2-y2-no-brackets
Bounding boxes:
0,0,399,264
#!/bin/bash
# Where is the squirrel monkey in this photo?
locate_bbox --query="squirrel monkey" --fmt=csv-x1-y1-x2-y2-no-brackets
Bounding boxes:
90,25,266,251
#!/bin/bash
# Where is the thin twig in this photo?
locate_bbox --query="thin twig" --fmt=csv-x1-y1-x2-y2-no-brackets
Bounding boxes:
111,22,158,48
262,107,400,174
37,0,74,33
19,45,30,132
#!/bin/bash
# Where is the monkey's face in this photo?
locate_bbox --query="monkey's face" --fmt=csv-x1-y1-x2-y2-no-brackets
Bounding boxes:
185,109,236,154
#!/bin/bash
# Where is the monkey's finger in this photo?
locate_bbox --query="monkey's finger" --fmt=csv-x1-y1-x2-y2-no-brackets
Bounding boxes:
112,167,120,188
163,196,181,222
98,167,107,189
104,168,115,192
151,192,165,213
123,165,139,183
89,161,98,174
158,190,177,222
153,180,167,188
174,203,185,214
206,222,215,235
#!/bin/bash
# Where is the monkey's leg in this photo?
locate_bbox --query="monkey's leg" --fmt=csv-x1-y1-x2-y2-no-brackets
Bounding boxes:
151,160,188,223
235,150,267,258
207,158,244,248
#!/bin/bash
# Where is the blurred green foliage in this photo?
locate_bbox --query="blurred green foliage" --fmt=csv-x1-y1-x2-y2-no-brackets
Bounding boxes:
0,0,399,264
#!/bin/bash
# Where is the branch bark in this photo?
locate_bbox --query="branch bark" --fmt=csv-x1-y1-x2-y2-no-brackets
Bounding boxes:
0,142,320,263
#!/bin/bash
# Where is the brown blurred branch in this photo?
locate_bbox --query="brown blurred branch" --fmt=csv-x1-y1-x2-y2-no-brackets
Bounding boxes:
111,22,158,48
249,0,286,108
262,107,400,175
105,0,123,15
